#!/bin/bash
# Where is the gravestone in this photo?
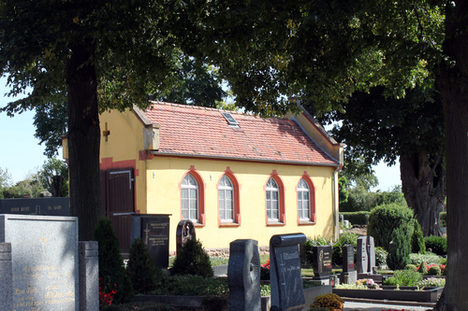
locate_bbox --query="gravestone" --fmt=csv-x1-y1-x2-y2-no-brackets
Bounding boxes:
176,220,196,255
311,245,333,284
356,236,368,274
79,241,99,311
131,214,170,269
367,236,376,274
270,233,306,311
0,214,79,310
340,244,357,284
0,243,13,310
227,239,261,311
0,198,70,216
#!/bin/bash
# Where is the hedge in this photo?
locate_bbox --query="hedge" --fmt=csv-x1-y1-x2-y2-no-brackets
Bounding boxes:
340,211,370,225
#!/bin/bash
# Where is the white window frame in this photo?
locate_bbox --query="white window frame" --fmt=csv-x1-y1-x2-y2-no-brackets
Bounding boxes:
297,178,311,221
181,174,199,222
218,175,234,222
266,177,280,221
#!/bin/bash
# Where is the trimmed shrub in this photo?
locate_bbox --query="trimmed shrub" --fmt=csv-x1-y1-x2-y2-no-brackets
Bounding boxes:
409,253,443,265
94,218,133,304
340,211,370,225
375,247,388,267
303,237,329,266
440,212,447,227
311,293,344,311
424,236,447,256
411,219,426,254
172,238,213,278
332,232,358,266
383,269,422,287
387,226,412,270
367,203,415,251
428,265,442,276
127,239,161,294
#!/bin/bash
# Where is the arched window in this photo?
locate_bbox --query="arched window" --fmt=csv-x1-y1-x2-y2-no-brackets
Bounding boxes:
181,174,199,221
266,177,280,222
297,178,311,220
218,175,234,222
297,173,316,225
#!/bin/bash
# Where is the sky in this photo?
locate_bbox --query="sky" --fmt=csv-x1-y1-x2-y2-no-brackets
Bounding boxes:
0,76,401,190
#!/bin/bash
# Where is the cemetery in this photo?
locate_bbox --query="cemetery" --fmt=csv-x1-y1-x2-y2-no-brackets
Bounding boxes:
0,203,447,311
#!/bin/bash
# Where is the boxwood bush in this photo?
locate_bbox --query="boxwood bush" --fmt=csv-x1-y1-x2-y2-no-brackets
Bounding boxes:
172,238,214,278
424,235,447,256
127,239,161,294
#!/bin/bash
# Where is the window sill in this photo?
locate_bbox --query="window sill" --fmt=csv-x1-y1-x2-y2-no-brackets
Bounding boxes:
193,222,205,228
266,222,285,227
298,220,316,226
219,222,240,228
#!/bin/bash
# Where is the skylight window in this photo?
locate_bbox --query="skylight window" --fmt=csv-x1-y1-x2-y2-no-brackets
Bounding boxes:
221,112,239,127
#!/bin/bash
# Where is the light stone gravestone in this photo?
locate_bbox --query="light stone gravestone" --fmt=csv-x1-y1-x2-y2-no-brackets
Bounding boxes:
79,241,99,311
0,243,13,310
270,233,306,311
0,214,79,311
356,236,368,274
227,239,261,311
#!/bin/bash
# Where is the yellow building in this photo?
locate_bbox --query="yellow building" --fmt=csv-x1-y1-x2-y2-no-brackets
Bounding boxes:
99,102,343,254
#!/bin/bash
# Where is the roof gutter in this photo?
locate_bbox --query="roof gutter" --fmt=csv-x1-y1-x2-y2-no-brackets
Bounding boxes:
149,151,340,168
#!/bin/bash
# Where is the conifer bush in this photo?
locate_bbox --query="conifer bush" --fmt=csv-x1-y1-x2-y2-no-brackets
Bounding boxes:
94,218,133,304
387,226,412,270
127,239,161,294
411,219,426,254
172,238,213,278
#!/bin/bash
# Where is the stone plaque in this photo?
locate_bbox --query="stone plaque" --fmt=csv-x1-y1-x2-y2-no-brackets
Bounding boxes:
356,236,368,274
228,239,260,311
0,198,70,216
342,244,355,272
0,214,78,311
270,233,306,311
176,220,196,255
312,246,333,278
131,214,170,269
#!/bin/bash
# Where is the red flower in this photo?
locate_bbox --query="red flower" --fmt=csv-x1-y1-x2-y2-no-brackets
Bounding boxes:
262,259,270,270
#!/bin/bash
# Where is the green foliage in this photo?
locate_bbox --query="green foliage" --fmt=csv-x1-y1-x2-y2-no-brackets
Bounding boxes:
0,168,12,199
33,102,68,158
424,236,447,256
153,275,228,296
411,219,426,254
172,238,213,278
2,174,46,198
418,277,445,288
332,232,358,266
418,262,428,274
340,211,370,225
340,183,407,213
387,226,412,270
409,253,443,265
406,264,418,272
37,157,68,197
94,219,133,304
383,269,423,287
127,239,161,294
428,265,441,276
440,212,447,227
375,247,388,267
368,204,415,250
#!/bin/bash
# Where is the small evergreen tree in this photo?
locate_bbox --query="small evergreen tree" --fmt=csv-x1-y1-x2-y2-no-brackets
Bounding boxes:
172,238,213,278
387,227,412,270
411,219,426,254
94,219,133,304
127,239,161,294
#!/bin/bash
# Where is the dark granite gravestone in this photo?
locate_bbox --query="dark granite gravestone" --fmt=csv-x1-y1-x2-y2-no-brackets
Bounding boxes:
131,214,170,269
340,244,357,285
228,239,261,311
176,220,196,255
0,198,70,216
270,233,306,311
356,236,368,274
367,236,376,273
311,245,333,278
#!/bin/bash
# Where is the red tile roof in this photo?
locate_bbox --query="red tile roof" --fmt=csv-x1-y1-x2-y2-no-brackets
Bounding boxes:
142,102,338,166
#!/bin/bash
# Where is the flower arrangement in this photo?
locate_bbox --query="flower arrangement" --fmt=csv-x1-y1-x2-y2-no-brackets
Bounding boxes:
310,293,344,311
99,277,117,306
262,259,270,270
417,277,446,288
260,259,270,280
355,278,380,289
416,262,446,275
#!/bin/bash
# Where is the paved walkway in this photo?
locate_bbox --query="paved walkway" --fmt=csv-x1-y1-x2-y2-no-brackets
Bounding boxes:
344,299,434,311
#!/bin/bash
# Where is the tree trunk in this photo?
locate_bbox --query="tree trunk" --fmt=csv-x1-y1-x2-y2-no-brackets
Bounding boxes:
66,43,101,241
400,151,445,236
434,1,468,310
